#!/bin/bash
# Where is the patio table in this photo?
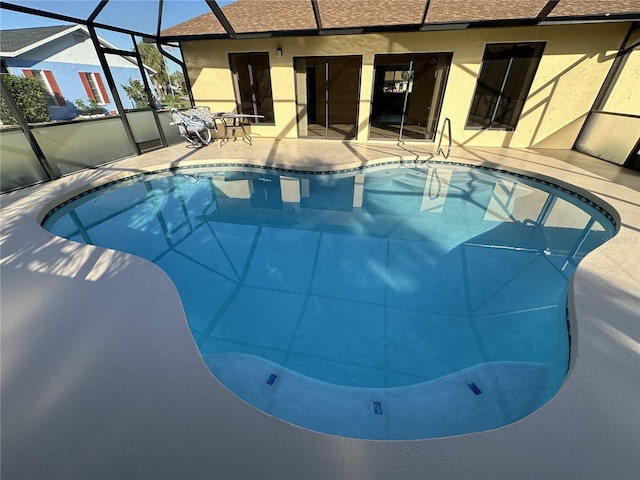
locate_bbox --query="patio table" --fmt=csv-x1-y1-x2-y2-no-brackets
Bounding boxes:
212,112,264,145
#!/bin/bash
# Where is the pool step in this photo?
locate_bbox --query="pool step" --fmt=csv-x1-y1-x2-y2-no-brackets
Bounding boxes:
204,353,555,440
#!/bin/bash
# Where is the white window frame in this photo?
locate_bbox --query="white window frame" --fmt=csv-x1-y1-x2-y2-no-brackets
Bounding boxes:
31,69,59,108
83,72,107,105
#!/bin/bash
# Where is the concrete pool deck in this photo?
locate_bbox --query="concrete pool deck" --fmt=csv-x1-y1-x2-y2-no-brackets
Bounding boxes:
1,139,639,479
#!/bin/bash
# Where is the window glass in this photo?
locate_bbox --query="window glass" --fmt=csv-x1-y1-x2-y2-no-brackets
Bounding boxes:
467,42,544,130
86,73,103,103
383,67,413,93
229,52,275,123
79,72,110,105
370,53,451,141
28,70,62,107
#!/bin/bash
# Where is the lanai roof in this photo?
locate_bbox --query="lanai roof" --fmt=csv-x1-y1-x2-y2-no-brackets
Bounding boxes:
0,23,152,72
1,1,639,43
161,0,640,38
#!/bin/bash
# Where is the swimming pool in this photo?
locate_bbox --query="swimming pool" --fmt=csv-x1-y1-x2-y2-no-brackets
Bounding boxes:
42,161,616,439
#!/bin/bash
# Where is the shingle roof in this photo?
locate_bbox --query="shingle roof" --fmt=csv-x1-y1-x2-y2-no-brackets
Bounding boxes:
0,25,76,54
161,0,640,37
551,0,640,16
425,0,550,23
162,0,317,36
425,0,640,23
316,0,427,28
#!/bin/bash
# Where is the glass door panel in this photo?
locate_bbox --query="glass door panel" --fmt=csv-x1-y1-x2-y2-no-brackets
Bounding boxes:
370,53,451,141
306,57,327,137
295,56,361,139
370,54,412,139
327,56,360,138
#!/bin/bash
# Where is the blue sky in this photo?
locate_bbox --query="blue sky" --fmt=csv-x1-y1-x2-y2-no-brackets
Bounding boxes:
0,0,235,49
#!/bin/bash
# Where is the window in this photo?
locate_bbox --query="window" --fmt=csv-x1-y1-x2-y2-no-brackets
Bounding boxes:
229,52,274,123
22,69,65,107
383,67,413,93
466,42,545,130
78,72,110,105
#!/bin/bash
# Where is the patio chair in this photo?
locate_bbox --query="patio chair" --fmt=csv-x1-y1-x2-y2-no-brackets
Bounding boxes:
170,107,214,147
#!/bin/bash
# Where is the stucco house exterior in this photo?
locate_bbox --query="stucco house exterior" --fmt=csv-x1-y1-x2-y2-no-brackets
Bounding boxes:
0,24,151,120
162,0,639,164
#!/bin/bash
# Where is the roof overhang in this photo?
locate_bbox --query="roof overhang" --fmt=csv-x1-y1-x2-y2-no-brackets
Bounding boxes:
0,24,124,57
0,24,81,57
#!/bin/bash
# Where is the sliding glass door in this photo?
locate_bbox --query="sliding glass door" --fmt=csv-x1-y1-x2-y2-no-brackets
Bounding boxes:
295,56,361,139
370,53,451,141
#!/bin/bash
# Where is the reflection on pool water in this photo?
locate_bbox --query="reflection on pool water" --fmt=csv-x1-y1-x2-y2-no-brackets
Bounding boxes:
43,162,616,439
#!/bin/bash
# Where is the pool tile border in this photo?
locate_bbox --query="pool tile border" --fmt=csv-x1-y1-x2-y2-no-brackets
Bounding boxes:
41,160,618,231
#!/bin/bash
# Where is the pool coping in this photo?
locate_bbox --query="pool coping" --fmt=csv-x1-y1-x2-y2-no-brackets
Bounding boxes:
2,141,639,479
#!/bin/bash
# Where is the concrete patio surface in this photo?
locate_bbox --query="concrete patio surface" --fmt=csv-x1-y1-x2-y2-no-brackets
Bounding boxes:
1,139,639,479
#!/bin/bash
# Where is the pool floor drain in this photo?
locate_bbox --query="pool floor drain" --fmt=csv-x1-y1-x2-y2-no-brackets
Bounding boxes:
372,401,383,415
468,382,482,395
266,374,278,385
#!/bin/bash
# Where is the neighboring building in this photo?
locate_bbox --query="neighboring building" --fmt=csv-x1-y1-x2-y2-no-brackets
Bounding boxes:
162,0,640,157
0,24,152,120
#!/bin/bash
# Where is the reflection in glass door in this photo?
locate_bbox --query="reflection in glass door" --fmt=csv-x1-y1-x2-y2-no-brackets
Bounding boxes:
370,53,451,141
295,56,361,139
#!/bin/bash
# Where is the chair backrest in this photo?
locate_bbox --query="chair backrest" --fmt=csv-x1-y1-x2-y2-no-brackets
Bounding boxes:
170,107,213,147
170,108,209,134
187,106,214,126
170,108,189,136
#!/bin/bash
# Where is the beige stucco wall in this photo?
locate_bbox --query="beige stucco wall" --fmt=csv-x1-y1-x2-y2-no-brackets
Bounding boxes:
602,28,640,115
182,22,631,149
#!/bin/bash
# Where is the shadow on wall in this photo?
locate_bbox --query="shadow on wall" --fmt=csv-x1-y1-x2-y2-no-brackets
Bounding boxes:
185,33,620,151
448,45,618,150
532,115,588,148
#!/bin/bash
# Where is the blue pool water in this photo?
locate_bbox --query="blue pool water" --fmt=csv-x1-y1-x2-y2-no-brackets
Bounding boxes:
43,162,616,439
